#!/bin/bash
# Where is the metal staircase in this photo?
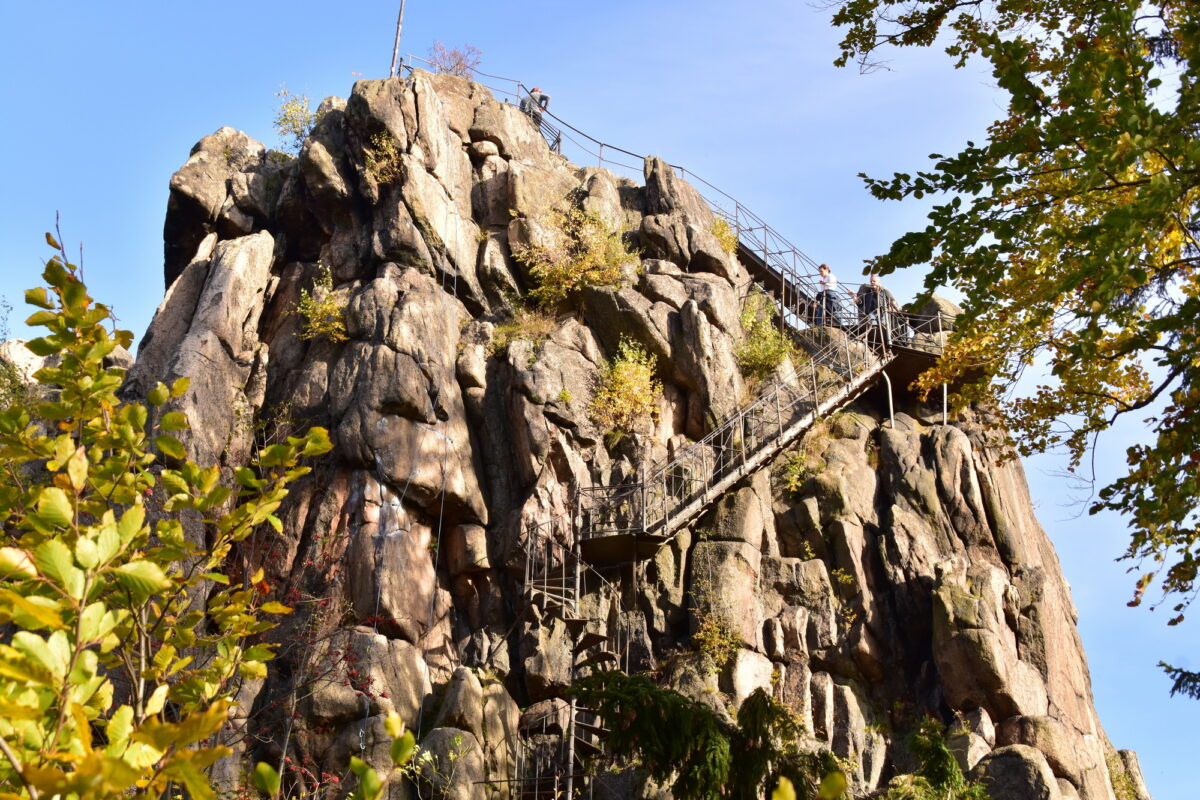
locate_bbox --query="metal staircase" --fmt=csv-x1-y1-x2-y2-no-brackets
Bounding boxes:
505,240,951,796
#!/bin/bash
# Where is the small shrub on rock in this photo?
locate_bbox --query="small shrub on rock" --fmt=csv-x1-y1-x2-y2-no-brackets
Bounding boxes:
513,205,638,309
274,85,320,154
780,422,829,493
736,288,800,382
710,218,738,256
295,262,348,343
589,337,661,436
365,131,403,184
692,611,741,669
490,305,558,358
882,718,990,800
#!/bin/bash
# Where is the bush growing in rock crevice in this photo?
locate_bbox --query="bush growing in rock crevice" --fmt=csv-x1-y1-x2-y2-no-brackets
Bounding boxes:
710,218,738,256
736,288,800,383
512,204,638,309
589,337,661,438
364,131,403,185
274,85,320,154
295,262,348,343
489,304,558,358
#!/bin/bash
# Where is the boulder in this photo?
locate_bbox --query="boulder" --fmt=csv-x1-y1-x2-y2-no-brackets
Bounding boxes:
163,127,266,285
433,667,484,739
413,727,485,800
727,649,774,707
972,745,1063,800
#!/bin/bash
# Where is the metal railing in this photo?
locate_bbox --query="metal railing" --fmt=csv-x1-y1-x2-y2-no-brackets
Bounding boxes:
580,314,892,544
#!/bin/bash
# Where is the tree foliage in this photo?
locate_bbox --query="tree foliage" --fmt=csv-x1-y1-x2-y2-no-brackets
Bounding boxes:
1160,661,1200,700
426,41,482,78
0,237,341,800
570,671,845,800
831,0,1200,620
274,85,319,155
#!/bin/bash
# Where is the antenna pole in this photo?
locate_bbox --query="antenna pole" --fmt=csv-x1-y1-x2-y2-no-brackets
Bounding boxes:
388,0,407,77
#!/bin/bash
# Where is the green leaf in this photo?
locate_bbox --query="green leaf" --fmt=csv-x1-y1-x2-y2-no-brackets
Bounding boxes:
78,601,115,642
24,310,58,327
171,377,191,398
0,547,36,580
155,434,187,461
144,683,169,716
118,504,146,545
0,645,56,686
45,231,61,250
159,411,189,431
0,588,64,630
349,757,384,800
75,536,100,569
390,730,416,766
817,770,847,800
37,487,74,528
0,696,41,721
302,427,333,456
772,776,797,800
259,601,292,614
147,382,170,407
35,539,84,598
112,560,169,601
105,705,134,756
25,286,54,310
66,446,89,492
24,336,62,357
252,762,281,798
12,631,67,678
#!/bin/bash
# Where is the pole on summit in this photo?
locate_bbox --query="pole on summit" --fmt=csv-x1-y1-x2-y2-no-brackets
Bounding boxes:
389,0,408,77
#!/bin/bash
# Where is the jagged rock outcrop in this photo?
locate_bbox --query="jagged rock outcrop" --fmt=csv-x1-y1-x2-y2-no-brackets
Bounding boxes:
129,68,1149,800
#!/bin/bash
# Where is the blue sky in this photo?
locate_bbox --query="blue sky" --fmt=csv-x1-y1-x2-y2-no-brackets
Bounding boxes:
0,2,1190,797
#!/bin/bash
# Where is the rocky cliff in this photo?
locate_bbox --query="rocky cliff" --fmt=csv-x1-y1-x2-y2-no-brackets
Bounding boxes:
126,69,1151,799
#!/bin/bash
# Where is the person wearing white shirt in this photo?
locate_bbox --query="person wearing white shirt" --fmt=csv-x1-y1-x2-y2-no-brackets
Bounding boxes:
815,263,839,326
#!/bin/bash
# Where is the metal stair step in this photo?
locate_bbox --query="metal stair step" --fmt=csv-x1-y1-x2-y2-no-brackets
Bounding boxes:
572,631,608,655
573,718,609,738
575,649,619,670
573,735,604,758
530,585,576,609
527,572,577,588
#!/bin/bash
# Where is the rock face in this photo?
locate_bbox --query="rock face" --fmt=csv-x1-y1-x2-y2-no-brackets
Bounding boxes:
130,69,1147,800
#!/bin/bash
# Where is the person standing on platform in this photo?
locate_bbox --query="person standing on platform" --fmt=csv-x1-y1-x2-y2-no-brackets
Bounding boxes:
814,263,841,326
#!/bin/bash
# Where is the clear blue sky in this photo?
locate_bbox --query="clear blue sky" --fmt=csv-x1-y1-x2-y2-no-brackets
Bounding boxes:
0,2,1190,797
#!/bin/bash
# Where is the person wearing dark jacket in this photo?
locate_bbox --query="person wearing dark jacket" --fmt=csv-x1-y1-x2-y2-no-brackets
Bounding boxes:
855,274,898,319
519,87,551,125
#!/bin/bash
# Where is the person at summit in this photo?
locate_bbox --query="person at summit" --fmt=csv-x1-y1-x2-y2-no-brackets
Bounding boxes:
520,87,551,125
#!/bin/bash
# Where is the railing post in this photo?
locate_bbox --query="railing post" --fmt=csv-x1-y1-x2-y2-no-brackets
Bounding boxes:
775,383,783,437
639,463,647,537
739,413,747,466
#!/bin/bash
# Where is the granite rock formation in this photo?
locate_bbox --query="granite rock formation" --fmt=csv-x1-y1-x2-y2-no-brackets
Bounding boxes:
118,69,1151,799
